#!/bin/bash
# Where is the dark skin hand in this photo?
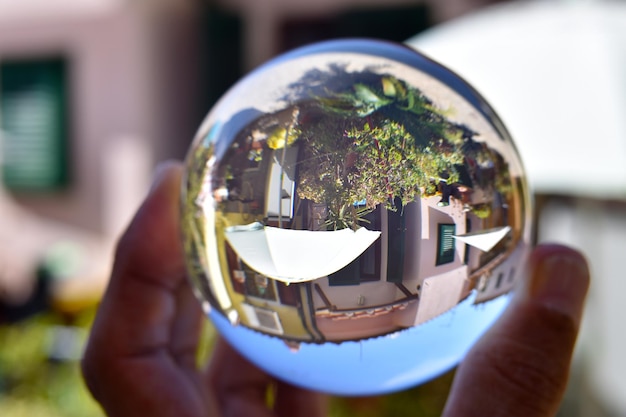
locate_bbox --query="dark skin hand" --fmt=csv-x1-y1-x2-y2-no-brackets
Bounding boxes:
82,161,590,417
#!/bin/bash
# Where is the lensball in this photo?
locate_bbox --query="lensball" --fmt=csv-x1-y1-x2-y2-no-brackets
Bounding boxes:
181,39,532,395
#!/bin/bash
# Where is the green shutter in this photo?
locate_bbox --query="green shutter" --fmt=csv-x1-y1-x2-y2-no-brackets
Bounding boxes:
436,224,456,265
1,58,69,190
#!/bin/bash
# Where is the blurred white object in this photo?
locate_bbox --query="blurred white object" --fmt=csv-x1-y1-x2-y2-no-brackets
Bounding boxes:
407,1,626,414
407,0,626,199
537,198,626,415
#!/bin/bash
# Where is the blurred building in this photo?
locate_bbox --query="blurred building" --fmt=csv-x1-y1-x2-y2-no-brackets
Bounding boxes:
0,0,203,316
210,0,504,70
0,0,505,317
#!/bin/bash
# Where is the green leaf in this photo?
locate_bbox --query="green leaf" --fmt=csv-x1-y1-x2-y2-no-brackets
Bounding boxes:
354,84,391,107
381,77,396,97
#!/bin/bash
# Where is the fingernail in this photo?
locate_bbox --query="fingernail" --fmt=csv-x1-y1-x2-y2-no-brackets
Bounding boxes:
530,250,589,324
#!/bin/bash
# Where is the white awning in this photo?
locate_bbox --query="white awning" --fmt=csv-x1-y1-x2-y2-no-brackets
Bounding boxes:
224,222,381,284
453,226,511,252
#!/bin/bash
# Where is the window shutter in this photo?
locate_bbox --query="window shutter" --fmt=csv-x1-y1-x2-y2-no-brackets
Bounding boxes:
436,223,456,265
1,58,69,191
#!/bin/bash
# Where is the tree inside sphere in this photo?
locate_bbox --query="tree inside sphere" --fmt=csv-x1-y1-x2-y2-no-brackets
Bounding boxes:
181,39,532,395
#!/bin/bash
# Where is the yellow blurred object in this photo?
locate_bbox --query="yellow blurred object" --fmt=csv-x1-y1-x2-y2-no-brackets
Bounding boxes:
266,126,300,150
50,274,108,315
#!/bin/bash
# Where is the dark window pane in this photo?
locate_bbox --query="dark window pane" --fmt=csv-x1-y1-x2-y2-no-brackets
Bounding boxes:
202,7,243,108
329,205,382,286
495,272,504,289
277,281,298,306
279,5,432,53
328,257,360,286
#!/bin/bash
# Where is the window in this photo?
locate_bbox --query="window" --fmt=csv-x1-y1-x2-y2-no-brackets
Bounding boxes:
508,268,516,283
328,207,381,286
254,308,283,333
436,224,456,265
1,58,69,190
495,272,504,289
243,270,278,301
242,304,284,334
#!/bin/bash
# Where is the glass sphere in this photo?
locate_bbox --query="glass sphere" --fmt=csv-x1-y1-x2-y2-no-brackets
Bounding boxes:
181,39,532,395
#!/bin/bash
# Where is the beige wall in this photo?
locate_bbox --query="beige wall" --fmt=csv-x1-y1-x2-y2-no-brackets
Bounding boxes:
0,0,201,236
0,0,202,305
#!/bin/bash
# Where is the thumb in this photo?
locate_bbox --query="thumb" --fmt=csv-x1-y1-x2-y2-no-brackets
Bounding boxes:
443,244,590,417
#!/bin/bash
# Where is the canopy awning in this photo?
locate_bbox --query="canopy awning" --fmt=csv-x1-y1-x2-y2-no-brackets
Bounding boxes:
224,222,381,284
453,226,511,252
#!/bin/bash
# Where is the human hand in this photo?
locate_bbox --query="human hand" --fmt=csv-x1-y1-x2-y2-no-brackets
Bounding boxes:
81,161,327,416
82,161,589,417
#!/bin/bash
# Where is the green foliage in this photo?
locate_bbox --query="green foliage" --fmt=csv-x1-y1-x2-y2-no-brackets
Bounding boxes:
323,204,374,231
0,311,217,417
471,203,492,219
347,119,462,208
0,311,455,417
0,313,104,417
294,71,471,229
194,66,515,234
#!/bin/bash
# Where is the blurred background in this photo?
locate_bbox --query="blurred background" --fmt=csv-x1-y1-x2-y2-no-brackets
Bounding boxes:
0,0,624,415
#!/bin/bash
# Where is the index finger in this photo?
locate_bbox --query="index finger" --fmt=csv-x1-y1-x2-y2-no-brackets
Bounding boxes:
93,161,191,356
82,161,211,416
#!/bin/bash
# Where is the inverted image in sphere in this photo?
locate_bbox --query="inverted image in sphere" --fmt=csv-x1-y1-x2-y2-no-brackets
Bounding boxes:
181,39,532,395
